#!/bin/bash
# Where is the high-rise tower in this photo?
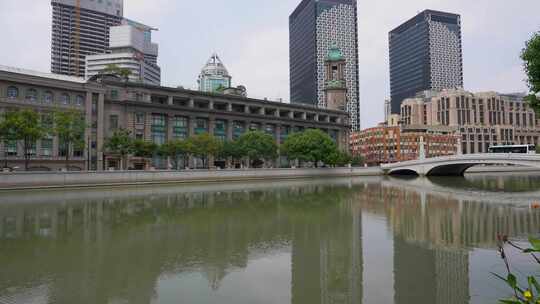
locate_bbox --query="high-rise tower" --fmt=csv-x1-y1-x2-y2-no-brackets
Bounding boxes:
289,0,360,130
51,0,124,77
389,9,463,114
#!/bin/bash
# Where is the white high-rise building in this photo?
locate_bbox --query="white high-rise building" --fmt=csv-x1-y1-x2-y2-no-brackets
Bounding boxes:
85,20,161,85
197,54,232,93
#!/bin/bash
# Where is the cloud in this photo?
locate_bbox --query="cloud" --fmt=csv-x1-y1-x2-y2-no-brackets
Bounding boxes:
0,0,539,129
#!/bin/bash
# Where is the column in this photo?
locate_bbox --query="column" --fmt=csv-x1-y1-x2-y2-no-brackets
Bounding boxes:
96,93,105,171
167,114,174,141
167,96,173,105
227,119,234,141
208,117,215,168
188,116,196,168
209,100,214,110
275,124,282,168
85,93,93,170
188,98,195,108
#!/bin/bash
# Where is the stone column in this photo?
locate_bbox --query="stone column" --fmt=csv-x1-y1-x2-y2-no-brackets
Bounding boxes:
167,114,174,141
188,116,196,168
227,103,233,112
208,117,215,168
209,100,214,110
275,124,282,168
167,96,173,105
85,93,93,170
96,93,105,171
188,98,195,108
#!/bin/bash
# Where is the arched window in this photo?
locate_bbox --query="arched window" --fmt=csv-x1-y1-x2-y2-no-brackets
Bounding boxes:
61,93,70,105
7,86,19,98
43,91,53,103
75,95,84,106
26,88,38,101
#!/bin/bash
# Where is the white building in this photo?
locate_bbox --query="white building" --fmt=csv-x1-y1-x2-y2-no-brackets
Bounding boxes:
197,53,232,93
85,20,160,85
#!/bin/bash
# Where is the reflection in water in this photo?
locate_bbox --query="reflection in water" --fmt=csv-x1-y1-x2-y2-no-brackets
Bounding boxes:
0,176,539,304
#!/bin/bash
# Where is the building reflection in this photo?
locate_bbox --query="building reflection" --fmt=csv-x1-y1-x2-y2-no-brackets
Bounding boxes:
1,177,539,304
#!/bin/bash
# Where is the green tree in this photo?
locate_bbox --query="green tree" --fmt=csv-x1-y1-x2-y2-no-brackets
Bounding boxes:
104,128,133,170
185,133,220,168
103,64,132,82
351,154,365,167
521,32,540,113
53,109,86,170
0,111,19,169
324,150,351,167
218,140,245,168
236,131,278,167
7,109,47,171
536,145,540,154
131,140,157,158
158,140,189,170
282,129,337,167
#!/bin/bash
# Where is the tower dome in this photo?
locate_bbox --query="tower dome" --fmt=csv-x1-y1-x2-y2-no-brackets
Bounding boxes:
198,53,232,93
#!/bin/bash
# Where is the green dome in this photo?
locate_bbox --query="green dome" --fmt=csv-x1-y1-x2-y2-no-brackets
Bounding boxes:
327,44,344,61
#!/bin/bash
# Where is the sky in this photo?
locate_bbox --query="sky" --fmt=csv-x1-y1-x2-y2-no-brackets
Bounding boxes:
0,0,539,129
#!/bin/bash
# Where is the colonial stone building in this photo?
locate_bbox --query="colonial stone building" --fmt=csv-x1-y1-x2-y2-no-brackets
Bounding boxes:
0,65,350,171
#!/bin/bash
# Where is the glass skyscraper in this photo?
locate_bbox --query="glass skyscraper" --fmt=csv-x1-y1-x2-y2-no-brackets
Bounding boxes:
198,53,232,93
389,9,463,114
289,0,360,130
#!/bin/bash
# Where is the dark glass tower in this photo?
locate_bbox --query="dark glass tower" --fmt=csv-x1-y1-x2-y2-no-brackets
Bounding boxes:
289,0,360,130
389,10,463,114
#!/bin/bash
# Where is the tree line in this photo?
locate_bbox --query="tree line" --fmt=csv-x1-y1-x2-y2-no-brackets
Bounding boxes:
105,128,364,170
0,108,85,171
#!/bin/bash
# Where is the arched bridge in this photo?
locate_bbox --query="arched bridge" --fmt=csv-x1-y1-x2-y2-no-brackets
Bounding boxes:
381,154,540,176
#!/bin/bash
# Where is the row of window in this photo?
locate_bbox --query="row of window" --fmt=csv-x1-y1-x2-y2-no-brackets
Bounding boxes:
2,140,83,157
5,86,84,106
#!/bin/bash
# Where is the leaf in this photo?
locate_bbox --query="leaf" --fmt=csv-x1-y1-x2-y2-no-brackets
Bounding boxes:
529,237,540,251
507,274,518,289
523,248,540,253
529,276,540,294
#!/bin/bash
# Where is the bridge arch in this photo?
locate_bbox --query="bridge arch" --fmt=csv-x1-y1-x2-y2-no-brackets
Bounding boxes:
383,154,540,177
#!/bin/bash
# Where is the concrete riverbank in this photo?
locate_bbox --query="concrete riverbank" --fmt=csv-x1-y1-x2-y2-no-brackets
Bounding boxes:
0,167,383,191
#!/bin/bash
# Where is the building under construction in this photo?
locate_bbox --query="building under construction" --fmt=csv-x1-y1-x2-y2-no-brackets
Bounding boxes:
51,0,124,77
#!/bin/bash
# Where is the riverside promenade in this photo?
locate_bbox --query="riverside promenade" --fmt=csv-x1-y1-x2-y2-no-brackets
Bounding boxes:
0,167,383,191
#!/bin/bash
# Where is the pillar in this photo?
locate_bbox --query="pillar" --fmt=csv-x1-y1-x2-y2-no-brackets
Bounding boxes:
167,96,173,105
84,92,92,171
208,117,215,168
96,93,105,171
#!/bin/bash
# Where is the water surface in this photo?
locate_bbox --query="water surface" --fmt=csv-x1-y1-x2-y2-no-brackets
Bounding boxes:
1,174,540,304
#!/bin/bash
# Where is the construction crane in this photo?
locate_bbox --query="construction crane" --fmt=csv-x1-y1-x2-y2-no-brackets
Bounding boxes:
73,0,81,77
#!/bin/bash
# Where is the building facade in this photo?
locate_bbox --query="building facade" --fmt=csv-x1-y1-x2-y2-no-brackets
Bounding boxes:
51,0,124,77
86,21,161,85
350,124,458,166
400,89,540,154
389,10,463,113
198,54,232,93
289,0,360,130
0,66,349,171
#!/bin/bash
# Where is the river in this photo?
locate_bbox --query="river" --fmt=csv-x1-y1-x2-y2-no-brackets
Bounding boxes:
1,173,540,304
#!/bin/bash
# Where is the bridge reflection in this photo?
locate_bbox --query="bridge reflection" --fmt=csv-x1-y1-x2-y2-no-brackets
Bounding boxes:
0,177,538,304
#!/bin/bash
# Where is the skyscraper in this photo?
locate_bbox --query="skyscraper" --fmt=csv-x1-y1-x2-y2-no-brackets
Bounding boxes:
289,0,360,130
389,9,463,114
198,53,232,93
51,0,124,77
86,20,161,85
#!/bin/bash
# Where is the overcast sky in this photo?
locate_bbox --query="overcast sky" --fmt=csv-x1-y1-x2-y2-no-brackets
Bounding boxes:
1,0,539,128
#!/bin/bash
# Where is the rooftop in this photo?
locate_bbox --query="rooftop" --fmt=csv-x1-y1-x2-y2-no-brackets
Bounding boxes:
0,65,86,84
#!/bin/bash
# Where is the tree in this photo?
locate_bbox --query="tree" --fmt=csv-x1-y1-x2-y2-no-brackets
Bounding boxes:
236,131,278,167
53,109,86,170
7,109,47,171
0,111,19,169
103,64,132,82
132,140,157,158
282,129,337,167
104,128,133,170
351,155,365,167
185,133,220,168
324,150,351,167
521,32,540,113
158,140,189,170
218,140,245,168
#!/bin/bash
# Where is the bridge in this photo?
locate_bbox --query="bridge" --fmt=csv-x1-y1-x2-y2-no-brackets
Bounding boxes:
381,153,540,176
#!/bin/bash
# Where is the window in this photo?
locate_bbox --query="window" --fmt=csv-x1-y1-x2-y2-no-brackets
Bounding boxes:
111,90,119,99
109,115,119,130
214,120,227,140
6,140,17,156
76,95,84,106
7,86,18,98
136,112,145,124
173,116,188,139
26,88,38,101
43,91,53,103
151,114,166,145
195,118,208,135
41,138,53,157
61,93,70,105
